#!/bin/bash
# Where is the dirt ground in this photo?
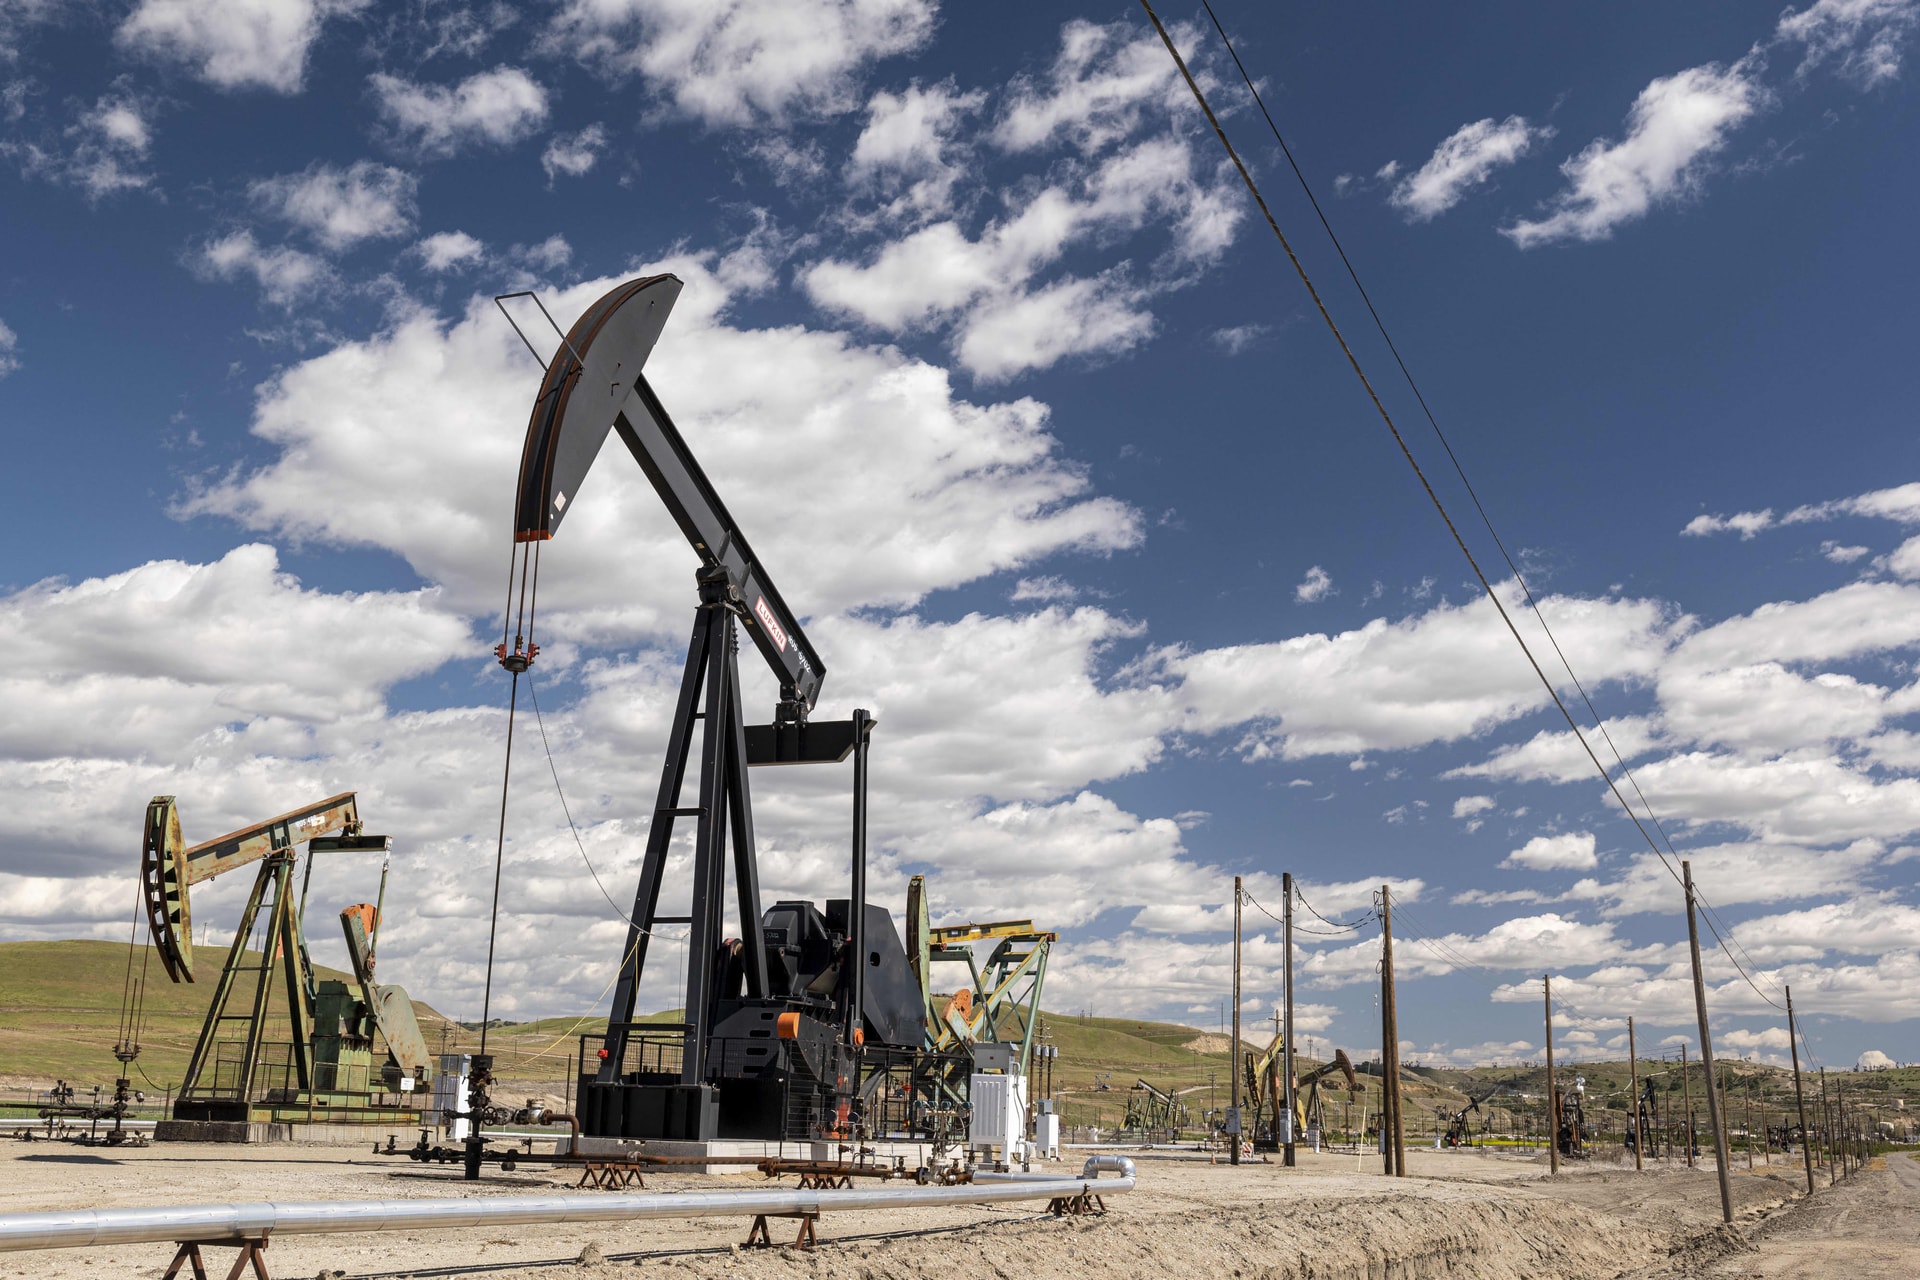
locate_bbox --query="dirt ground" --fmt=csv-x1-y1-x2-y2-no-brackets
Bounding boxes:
0,1140,1911,1279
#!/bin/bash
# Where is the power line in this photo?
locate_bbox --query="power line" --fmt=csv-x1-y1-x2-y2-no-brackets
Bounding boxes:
1294,883,1376,932
1139,1,1680,881
1387,899,1530,985
1160,0,1795,1021
1244,885,1372,935
1195,0,1684,869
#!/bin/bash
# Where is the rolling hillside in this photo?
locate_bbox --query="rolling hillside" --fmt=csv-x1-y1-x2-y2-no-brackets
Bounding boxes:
0,939,458,1093
4,941,1908,1141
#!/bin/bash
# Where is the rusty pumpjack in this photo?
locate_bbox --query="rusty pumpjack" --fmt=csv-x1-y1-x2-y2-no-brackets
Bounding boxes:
1244,1037,1360,1152
901,877,1056,1136
1554,1076,1590,1159
1123,1079,1187,1135
140,793,434,1126
1624,1076,1658,1156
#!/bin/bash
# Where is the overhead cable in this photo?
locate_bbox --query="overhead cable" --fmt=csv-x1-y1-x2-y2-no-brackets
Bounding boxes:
1293,883,1377,932
1154,0,1793,1020
1242,886,1373,936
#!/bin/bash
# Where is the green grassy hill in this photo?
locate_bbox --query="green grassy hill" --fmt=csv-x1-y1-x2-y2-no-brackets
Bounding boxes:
0,939,456,1093
6,940,1910,1140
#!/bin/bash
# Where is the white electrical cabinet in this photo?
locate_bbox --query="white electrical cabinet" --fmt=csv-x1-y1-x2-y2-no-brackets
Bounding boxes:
433,1053,471,1141
968,1073,1028,1159
1035,1112,1061,1158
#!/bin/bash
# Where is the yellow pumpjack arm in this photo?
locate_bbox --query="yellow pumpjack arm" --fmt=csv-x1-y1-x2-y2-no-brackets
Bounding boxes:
139,792,360,983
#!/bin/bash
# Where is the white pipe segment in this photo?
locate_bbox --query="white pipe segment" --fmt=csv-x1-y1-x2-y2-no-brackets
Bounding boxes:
0,1162,1133,1253
974,1154,1136,1183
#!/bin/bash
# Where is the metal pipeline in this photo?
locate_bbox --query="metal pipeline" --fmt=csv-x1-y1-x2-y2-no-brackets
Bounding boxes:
974,1154,1136,1184
0,1170,1134,1252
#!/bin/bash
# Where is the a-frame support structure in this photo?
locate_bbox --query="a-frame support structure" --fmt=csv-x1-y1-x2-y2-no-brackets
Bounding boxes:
599,567,773,1091
176,850,315,1118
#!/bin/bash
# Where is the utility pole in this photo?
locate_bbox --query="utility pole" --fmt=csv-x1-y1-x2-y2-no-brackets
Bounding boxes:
1628,1017,1643,1171
1379,970,1392,1172
1230,875,1242,1167
1681,1041,1695,1168
1821,1067,1834,1186
1827,1082,1843,1182
1787,985,1813,1195
1544,973,1559,1175
1662,1068,1671,1164
1282,871,1296,1168
1745,1077,1753,1171
1682,861,1734,1224
1380,884,1404,1176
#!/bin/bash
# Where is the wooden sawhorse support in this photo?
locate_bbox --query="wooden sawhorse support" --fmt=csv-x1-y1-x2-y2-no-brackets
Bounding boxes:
575,1161,648,1189
1047,1190,1106,1216
743,1212,818,1250
163,1234,271,1280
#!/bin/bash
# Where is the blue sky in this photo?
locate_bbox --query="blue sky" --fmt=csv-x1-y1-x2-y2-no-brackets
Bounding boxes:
3,0,1918,1077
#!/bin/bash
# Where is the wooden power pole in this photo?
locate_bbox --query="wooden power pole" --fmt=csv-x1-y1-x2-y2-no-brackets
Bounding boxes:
1681,1041,1695,1168
1821,1068,1834,1186
1682,860,1734,1224
1628,1016,1643,1171
1787,984,1813,1194
1282,871,1296,1167
1544,973,1558,1175
1380,884,1404,1176
1745,1078,1754,1171
1230,875,1242,1167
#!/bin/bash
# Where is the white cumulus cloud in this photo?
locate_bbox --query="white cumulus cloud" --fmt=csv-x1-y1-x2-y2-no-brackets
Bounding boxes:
1777,0,1920,87
545,0,936,127
1294,566,1334,603
541,123,609,183
248,159,418,252
1502,832,1599,871
993,17,1184,154
6,88,158,200
1453,795,1496,819
371,66,549,158
847,80,984,222
1390,115,1551,221
116,0,367,93
1504,59,1764,247
414,230,485,272
194,229,331,305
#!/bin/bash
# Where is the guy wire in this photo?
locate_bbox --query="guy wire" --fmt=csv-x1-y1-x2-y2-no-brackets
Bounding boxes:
526,672,652,931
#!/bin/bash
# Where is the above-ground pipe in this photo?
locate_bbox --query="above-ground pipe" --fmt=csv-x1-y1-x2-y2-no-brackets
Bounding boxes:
0,1168,1133,1252
975,1155,1137,1184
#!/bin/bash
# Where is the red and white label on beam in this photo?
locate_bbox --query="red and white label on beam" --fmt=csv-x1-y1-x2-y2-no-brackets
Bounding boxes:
754,595,788,652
